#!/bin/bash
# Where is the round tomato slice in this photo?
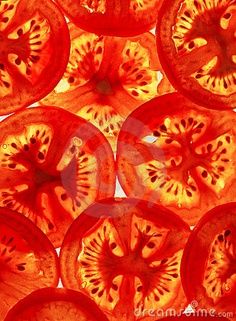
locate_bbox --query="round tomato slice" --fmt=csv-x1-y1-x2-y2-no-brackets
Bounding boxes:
4,288,109,321
0,0,70,115
55,0,161,37
41,24,159,150
116,93,236,225
0,208,58,320
60,198,190,320
181,203,236,319
0,106,115,247
156,0,236,110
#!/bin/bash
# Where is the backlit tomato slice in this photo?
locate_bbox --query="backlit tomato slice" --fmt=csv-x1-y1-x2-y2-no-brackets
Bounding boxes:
0,106,115,247
55,0,161,37
0,208,58,320
60,198,190,320
4,288,109,321
116,93,236,225
0,0,70,115
41,24,159,150
156,0,236,109
181,203,236,319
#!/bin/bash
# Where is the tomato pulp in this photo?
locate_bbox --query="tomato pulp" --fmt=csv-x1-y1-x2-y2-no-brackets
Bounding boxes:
156,0,236,109
0,106,115,247
117,93,236,225
0,0,70,115
181,203,236,319
41,24,159,150
60,198,190,321
55,0,161,37
4,288,110,321
0,208,59,320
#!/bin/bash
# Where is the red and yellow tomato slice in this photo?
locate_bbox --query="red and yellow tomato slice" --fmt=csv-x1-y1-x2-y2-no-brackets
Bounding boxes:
0,0,70,115
0,208,59,320
156,0,236,109
0,106,115,247
117,93,236,225
4,288,109,321
41,24,161,149
181,203,236,319
55,0,162,37
60,198,190,320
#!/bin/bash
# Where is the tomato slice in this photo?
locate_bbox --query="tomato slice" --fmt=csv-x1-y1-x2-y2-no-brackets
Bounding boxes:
181,203,236,319
41,24,159,150
116,93,236,225
0,106,115,247
4,288,109,321
0,208,58,320
0,0,70,115
156,0,236,109
55,0,161,37
60,198,190,320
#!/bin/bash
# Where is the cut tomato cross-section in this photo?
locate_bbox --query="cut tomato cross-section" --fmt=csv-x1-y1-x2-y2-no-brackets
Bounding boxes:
4,288,110,321
55,0,161,37
0,106,115,247
0,208,59,320
156,0,236,109
0,0,70,115
116,93,236,225
41,24,159,150
60,198,190,321
181,203,236,319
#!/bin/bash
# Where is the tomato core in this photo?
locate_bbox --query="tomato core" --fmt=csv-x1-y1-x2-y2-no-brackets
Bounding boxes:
96,79,113,95
34,168,57,187
98,238,161,278
60,157,78,199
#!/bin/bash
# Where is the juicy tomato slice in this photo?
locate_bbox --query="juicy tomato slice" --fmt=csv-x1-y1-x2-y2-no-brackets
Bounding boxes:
60,198,190,320
156,0,236,109
4,288,109,321
181,203,236,319
116,93,236,225
0,106,115,247
0,0,70,115
0,208,59,320
55,0,161,37
41,24,159,150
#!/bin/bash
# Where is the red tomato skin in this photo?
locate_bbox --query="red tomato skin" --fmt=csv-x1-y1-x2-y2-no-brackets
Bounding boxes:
181,203,236,317
55,0,161,37
3,288,110,321
156,0,236,110
0,0,70,115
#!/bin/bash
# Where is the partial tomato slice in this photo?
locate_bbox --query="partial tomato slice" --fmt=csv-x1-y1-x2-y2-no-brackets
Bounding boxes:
60,198,190,321
116,93,236,225
181,203,236,319
0,106,115,247
156,0,236,109
55,0,161,37
41,24,159,150
0,0,69,115
0,208,58,320
4,288,109,321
